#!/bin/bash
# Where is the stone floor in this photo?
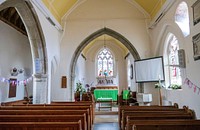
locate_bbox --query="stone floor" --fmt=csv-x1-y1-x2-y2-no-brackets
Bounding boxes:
93,122,119,130
93,103,119,130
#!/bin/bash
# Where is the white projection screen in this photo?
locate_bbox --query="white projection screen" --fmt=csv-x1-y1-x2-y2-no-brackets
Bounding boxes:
134,56,165,83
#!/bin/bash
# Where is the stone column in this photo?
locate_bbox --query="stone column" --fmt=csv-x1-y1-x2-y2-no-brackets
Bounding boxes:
32,74,48,104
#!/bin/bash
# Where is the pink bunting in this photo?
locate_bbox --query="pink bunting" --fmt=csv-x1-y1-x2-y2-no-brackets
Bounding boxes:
184,78,200,95
194,85,197,93
24,80,27,86
184,78,189,85
0,76,33,86
188,81,193,88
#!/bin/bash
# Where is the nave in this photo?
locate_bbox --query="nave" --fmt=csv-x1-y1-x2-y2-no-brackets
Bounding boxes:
1,98,200,130
93,105,119,130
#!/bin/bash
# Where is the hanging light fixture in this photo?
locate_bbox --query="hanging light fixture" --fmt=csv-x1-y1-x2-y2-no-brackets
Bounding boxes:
103,34,106,48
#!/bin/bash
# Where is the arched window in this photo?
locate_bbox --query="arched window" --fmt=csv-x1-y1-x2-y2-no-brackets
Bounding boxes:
175,1,190,37
97,48,114,77
167,34,182,85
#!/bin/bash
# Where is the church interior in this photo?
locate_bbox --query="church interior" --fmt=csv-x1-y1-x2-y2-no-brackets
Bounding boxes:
0,0,200,129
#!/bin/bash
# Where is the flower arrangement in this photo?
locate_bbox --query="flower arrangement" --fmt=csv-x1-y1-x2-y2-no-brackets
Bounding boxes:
168,84,182,90
85,82,93,92
75,82,86,93
155,83,163,88
155,78,164,89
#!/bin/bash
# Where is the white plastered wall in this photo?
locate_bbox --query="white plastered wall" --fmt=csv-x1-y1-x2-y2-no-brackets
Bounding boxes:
75,55,86,90
149,0,200,118
58,0,151,101
0,21,32,103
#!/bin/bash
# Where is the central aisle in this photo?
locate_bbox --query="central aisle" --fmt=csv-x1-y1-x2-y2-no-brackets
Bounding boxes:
93,104,119,130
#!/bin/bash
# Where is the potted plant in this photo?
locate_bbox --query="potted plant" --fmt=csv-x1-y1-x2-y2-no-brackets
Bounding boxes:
74,82,86,101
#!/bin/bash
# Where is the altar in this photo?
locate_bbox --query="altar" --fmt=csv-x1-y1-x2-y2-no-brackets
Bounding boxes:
94,89,118,101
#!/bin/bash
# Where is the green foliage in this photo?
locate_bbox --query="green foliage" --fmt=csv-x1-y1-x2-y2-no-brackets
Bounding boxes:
75,82,86,93
168,84,182,89
155,83,163,89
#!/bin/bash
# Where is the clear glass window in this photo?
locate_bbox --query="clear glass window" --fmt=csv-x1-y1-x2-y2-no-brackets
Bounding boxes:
175,2,190,37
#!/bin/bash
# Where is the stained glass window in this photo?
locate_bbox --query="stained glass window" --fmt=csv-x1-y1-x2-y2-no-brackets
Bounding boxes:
97,48,113,77
168,34,182,85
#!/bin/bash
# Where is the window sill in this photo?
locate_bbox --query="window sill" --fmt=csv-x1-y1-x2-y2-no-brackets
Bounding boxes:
166,88,183,91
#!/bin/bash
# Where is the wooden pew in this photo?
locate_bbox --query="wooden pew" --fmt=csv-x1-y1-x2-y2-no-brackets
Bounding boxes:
50,101,95,124
1,101,95,130
0,121,82,130
14,102,95,124
125,114,194,130
0,114,86,130
0,109,90,130
118,104,181,128
121,110,194,130
0,103,94,123
127,120,200,130
1,99,26,106
0,105,91,120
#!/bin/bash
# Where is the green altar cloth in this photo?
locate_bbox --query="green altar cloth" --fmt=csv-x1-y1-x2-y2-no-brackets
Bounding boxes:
94,89,118,101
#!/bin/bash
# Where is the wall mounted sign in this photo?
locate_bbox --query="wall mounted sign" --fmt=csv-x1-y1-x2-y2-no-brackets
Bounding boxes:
61,76,67,88
192,0,200,25
192,32,200,60
8,78,17,98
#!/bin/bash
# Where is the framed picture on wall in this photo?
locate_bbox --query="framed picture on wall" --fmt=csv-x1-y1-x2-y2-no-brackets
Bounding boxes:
192,0,200,25
192,32,200,60
8,78,17,98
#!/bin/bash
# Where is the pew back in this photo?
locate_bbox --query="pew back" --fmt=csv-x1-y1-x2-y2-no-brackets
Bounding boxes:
0,115,86,130
0,121,82,130
128,120,200,130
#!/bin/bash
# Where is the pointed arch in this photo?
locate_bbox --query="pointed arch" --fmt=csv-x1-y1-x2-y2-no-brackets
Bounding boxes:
175,1,190,37
164,33,182,87
70,28,142,96
0,0,47,74
0,0,48,103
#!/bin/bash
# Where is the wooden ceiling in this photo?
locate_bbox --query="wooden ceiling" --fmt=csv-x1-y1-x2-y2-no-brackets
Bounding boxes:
0,7,27,35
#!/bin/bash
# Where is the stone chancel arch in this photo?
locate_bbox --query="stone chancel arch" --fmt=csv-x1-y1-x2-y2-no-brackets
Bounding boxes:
70,28,143,97
0,0,48,104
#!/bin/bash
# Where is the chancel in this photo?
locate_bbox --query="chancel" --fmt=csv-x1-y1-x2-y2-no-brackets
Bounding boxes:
0,0,200,130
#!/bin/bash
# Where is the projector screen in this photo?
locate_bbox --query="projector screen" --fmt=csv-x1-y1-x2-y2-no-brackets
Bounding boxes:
134,56,165,83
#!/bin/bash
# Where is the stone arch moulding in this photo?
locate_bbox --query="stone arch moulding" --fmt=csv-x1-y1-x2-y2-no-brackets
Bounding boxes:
70,27,143,98
0,0,48,103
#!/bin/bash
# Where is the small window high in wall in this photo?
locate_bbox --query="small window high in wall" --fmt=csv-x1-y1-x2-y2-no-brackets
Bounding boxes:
175,1,190,37
97,48,114,77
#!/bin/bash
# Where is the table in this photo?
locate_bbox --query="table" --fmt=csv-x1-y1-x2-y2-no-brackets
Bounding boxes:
94,89,118,101
96,97,113,111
